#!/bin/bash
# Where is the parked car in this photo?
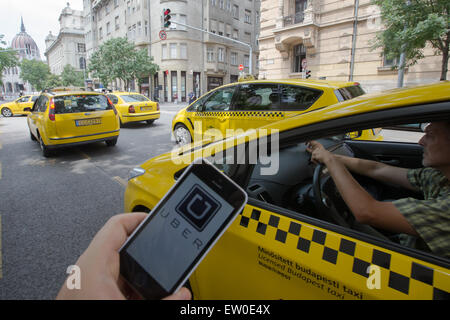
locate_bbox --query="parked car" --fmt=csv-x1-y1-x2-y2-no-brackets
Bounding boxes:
126,81,450,300
26,90,120,157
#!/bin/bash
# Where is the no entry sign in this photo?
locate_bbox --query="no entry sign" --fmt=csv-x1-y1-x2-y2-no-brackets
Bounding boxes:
159,30,167,40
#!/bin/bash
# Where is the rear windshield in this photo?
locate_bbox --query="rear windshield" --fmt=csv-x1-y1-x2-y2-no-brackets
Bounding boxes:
53,95,112,114
337,85,365,101
120,94,150,103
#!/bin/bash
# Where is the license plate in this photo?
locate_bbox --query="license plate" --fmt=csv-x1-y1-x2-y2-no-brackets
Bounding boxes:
75,118,102,126
141,106,152,111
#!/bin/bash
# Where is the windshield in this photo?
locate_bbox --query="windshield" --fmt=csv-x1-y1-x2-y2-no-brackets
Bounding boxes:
53,95,112,114
120,94,150,103
337,85,365,101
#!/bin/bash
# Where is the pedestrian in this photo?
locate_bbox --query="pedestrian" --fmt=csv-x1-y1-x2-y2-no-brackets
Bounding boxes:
188,91,196,104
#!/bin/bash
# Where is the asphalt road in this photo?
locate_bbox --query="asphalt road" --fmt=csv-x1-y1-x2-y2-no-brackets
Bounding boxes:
0,103,186,299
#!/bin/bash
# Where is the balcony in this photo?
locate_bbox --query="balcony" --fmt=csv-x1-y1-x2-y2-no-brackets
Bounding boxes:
283,12,305,27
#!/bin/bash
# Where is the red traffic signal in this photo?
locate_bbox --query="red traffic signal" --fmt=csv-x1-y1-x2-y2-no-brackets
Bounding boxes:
163,8,171,28
164,9,171,16
165,70,169,75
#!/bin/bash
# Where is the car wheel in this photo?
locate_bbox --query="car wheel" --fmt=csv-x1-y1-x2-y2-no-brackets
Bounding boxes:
39,136,52,157
1,107,12,117
105,137,118,147
174,124,192,145
146,119,155,125
30,130,37,141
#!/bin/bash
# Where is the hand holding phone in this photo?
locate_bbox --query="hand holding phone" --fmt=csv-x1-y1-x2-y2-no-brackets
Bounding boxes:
119,158,248,299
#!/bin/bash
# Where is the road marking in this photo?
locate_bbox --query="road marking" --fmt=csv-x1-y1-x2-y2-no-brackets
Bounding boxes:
112,176,128,188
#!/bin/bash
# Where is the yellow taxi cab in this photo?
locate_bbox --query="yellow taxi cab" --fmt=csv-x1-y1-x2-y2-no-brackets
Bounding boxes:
125,81,450,300
106,92,160,126
1,95,39,117
27,90,120,157
172,79,382,145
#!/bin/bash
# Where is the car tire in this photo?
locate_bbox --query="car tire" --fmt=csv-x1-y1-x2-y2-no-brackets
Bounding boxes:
105,137,118,147
1,107,12,117
30,130,37,141
146,119,155,125
174,124,192,145
39,136,52,158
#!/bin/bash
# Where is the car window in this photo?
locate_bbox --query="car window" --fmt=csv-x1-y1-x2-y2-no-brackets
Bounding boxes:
203,87,236,111
120,94,150,103
233,84,279,111
37,96,49,113
336,85,365,101
187,94,210,112
107,94,119,104
18,96,30,103
31,96,38,102
53,95,112,114
279,85,322,111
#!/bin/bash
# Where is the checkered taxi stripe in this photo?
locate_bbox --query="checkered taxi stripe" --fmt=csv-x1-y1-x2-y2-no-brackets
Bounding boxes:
238,206,450,300
195,111,284,118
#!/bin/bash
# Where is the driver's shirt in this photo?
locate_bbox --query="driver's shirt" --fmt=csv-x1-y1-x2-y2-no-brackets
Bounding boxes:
393,167,450,259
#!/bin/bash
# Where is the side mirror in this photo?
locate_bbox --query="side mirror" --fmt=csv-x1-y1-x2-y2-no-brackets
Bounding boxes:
23,107,32,112
346,131,362,139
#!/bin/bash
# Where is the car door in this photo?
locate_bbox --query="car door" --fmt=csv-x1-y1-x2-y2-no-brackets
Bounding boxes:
189,129,450,300
196,86,237,141
14,96,30,113
230,83,284,133
28,96,43,136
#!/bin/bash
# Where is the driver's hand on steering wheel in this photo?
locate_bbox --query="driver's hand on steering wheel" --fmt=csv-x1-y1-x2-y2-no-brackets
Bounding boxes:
306,141,334,165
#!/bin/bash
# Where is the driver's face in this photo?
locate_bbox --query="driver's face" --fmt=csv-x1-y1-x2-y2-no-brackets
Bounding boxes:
418,122,450,168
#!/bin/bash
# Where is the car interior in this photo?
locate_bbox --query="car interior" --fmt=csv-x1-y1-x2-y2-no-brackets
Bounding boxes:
242,128,428,251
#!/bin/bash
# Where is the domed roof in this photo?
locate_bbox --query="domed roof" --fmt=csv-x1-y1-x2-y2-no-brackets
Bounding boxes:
11,17,41,60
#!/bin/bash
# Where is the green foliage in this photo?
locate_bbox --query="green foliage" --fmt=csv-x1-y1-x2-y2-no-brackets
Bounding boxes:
88,37,159,89
0,34,19,86
45,73,62,88
20,59,51,91
61,64,85,87
371,0,450,80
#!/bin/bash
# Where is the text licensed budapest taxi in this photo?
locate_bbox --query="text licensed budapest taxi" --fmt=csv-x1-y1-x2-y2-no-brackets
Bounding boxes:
126,81,450,300
27,90,120,157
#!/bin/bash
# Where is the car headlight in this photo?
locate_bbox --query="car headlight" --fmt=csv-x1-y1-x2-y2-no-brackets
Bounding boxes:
128,167,146,181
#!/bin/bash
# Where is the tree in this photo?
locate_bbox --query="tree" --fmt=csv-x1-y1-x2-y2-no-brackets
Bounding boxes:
45,74,62,88
0,34,19,86
371,0,450,80
20,59,51,91
61,64,84,87
88,37,159,90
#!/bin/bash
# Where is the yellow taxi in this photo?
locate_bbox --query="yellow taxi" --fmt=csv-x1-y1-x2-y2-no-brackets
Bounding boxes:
27,90,120,157
172,79,381,145
106,92,160,125
1,95,39,117
125,81,450,300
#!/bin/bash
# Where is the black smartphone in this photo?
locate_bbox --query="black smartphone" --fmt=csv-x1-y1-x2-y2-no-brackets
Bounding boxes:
119,158,248,299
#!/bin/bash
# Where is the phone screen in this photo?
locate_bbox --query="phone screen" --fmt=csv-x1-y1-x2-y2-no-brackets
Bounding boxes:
120,160,246,298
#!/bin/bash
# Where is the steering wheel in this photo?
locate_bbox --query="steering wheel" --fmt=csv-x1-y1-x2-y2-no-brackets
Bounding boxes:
313,163,352,228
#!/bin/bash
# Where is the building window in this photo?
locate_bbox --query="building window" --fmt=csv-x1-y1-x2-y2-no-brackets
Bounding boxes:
79,57,86,70
106,22,111,35
170,43,177,59
77,43,86,53
244,54,249,68
232,29,238,40
384,56,398,67
244,10,251,24
218,47,225,62
180,43,187,59
115,16,120,30
171,71,178,101
293,44,306,73
231,52,237,65
207,47,214,62
233,5,239,19
162,44,168,59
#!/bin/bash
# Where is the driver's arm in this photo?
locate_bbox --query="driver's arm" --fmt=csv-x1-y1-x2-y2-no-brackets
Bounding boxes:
307,141,419,236
333,154,419,192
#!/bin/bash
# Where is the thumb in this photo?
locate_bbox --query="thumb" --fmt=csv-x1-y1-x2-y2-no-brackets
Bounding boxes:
163,287,192,300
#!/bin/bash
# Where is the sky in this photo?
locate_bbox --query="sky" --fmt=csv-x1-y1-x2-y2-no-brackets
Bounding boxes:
1,0,84,60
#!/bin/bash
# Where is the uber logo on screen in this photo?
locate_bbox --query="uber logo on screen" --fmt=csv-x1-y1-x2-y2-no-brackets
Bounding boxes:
176,184,221,231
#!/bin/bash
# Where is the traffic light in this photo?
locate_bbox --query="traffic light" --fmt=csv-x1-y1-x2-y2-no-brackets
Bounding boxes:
306,69,311,79
163,8,171,28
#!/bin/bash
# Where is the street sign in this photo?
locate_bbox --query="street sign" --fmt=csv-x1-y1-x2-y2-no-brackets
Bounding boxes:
239,64,244,71
159,30,167,40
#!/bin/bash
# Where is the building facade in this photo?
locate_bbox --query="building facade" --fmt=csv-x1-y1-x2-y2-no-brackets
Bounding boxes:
258,0,449,93
83,0,260,101
1,18,41,98
45,3,87,76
